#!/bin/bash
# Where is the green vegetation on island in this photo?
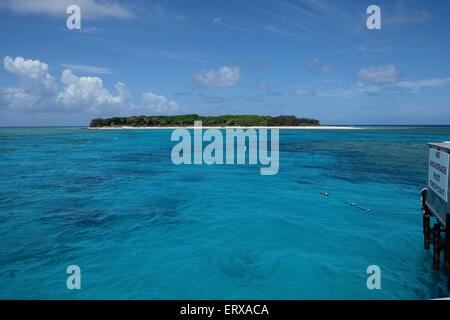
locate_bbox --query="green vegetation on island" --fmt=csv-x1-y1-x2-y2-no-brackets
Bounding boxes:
89,115,320,127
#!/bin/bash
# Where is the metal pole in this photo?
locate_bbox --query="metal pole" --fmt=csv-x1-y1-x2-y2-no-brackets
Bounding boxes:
433,223,441,270
421,189,431,250
446,214,450,290
424,214,431,250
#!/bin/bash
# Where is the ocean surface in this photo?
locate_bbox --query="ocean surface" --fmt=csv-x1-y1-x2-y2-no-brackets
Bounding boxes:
1,126,450,300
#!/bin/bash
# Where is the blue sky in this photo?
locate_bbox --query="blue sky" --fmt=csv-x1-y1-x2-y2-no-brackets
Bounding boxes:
1,0,450,125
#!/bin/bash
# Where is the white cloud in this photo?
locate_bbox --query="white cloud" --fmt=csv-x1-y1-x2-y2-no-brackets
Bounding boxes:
357,46,392,56
212,17,253,32
210,1,352,40
317,76,450,98
61,63,115,75
0,87,41,111
260,25,286,35
357,65,400,84
57,69,123,113
0,0,134,20
2,56,57,111
193,66,240,88
304,58,334,74
140,91,180,114
384,10,432,25
396,78,450,91
294,89,316,96
1,56,180,115
5,56,49,78
114,48,210,64
4,56,56,91
317,84,380,98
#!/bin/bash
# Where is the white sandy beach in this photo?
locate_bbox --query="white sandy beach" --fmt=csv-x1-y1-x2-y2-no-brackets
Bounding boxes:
87,126,361,130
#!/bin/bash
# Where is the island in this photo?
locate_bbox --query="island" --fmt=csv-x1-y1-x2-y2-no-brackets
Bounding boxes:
88,115,359,130
89,115,320,128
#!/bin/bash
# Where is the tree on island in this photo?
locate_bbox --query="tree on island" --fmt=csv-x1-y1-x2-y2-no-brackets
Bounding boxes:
89,115,320,127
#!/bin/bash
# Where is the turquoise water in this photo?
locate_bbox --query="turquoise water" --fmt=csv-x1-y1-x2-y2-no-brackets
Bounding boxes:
1,126,450,299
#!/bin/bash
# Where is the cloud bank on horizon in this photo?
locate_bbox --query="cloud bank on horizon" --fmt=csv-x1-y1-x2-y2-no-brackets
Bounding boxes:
0,0,450,125
1,56,180,116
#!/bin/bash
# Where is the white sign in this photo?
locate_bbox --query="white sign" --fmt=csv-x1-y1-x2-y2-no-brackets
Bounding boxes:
428,148,449,202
